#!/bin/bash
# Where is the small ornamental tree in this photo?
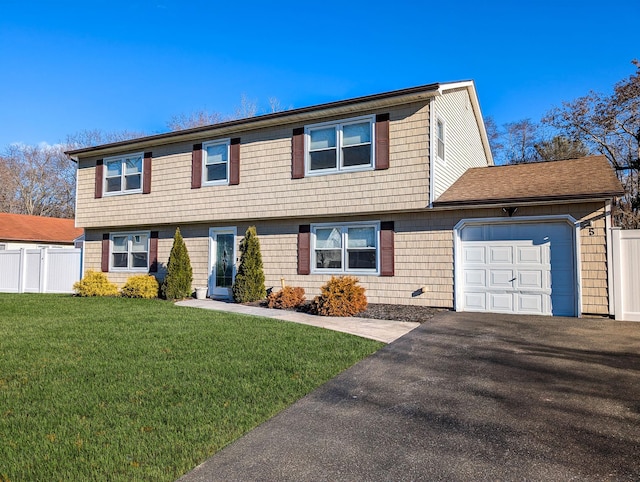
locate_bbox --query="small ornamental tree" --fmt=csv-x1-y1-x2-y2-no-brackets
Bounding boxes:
232,226,266,303
162,227,193,300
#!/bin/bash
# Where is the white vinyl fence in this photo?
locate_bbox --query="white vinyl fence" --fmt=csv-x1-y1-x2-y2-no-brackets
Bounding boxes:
611,228,640,321
0,248,82,294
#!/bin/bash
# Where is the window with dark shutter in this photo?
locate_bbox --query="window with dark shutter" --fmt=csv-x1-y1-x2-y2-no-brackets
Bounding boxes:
375,113,390,170
192,143,203,189
95,160,104,199
149,231,159,272
230,138,240,185
101,233,110,272
292,128,305,179
380,221,395,276
143,152,152,194
298,224,311,275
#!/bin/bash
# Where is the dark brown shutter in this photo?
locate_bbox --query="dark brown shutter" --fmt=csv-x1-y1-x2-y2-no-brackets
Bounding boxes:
292,127,305,179
298,224,311,275
95,159,104,198
230,138,240,185
101,233,110,272
375,114,390,170
191,143,202,189
143,152,152,194
149,231,159,272
380,221,395,276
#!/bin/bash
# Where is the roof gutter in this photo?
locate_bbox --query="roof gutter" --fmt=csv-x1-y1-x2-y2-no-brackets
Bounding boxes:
432,193,623,210
66,82,442,160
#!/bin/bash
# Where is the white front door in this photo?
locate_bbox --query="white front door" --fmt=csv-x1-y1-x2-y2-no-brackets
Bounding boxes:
209,227,236,299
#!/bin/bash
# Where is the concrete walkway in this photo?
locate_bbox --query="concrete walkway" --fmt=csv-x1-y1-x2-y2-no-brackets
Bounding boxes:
175,299,419,343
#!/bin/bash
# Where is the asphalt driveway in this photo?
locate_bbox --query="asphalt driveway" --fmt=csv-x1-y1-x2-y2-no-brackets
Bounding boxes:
179,311,640,481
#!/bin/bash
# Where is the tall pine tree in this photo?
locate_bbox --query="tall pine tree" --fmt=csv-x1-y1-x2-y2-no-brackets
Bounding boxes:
162,227,193,300
232,226,266,303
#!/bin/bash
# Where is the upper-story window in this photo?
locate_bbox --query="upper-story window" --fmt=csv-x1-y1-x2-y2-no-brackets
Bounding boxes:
305,116,374,175
203,139,230,186
110,232,149,271
104,152,143,194
436,117,446,163
104,153,143,195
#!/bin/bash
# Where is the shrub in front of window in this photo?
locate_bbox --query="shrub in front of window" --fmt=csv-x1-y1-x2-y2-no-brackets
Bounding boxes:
162,228,193,300
120,274,159,299
232,226,266,303
73,270,119,297
266,286,306,310
312,276,367,317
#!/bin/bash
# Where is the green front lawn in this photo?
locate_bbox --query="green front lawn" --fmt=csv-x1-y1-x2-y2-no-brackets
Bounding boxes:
0,294,382,481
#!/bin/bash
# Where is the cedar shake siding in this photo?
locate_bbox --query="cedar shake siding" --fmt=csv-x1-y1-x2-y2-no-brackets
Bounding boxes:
75,102,431,229
81,201,610,315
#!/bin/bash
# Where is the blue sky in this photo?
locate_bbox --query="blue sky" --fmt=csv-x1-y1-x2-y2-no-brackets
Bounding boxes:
0,0,638,147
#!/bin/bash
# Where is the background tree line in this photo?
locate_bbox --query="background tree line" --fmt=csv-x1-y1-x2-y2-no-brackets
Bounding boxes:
2,63,638,226
487,60,639,228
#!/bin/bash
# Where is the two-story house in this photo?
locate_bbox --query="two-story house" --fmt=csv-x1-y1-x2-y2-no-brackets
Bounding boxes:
67,81,623,317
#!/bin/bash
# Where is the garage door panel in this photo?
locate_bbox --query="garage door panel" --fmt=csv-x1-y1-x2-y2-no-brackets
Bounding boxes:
518,294,544,313
488,293,514,312
463,246,485,263
489,270,515,288
464,292,486,311
464,269,486,287
517,246,543,264
518,270,544,290
489,246,513,263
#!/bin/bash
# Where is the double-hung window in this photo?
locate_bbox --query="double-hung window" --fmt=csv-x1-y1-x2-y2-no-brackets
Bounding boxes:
203,139,230,185
104,153,143,195
306,116,374,175
312,223,379,274
110,232,149,271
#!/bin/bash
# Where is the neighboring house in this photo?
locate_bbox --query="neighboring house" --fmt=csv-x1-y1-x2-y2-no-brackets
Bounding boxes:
67,81,623,317
0,213,84,250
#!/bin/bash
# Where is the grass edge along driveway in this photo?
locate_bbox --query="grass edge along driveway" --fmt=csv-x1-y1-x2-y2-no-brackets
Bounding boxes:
0,294,383,481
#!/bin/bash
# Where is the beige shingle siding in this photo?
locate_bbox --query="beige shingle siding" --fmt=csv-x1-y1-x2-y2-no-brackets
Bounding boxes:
432,88,489,201
82,201,609,314
75,102,431,229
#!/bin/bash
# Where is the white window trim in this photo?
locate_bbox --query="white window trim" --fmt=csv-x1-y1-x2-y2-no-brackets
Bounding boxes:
103,152,144,196
435,115,446,165
109,231,151,272
304,115,375,176
202,139,230,186
311,221,380,275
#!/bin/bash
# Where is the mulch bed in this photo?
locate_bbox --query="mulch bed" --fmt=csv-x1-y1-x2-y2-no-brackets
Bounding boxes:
247,300,446,323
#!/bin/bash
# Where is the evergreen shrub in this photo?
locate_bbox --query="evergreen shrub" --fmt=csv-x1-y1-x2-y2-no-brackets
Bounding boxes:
312,276,367,317
232,226,266,303
161,228,193,300
73,270,119,297
120,274,159,299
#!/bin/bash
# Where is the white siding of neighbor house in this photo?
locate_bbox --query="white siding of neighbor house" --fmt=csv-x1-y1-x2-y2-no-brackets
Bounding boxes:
431,88,490,203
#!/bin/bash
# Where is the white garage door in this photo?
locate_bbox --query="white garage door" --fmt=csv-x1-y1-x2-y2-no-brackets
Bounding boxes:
458,221,576,316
